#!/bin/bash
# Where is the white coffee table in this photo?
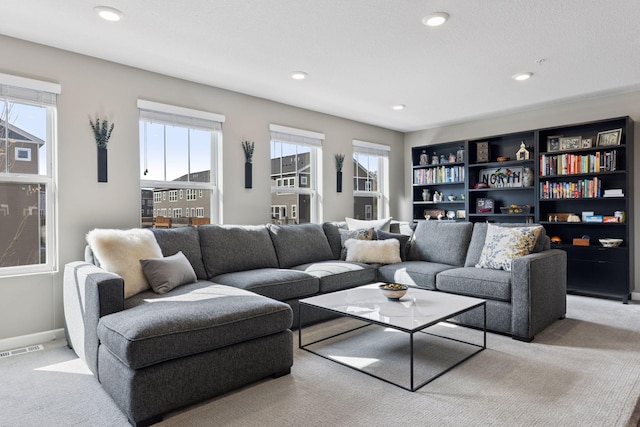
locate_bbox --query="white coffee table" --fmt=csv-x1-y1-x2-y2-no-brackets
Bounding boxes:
299,283,486,391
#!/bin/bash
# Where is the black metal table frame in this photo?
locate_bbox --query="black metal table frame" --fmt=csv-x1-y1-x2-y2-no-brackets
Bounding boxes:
298,300,486,392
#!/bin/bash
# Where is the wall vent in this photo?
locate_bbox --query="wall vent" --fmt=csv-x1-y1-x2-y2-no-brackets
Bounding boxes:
0,344,44,359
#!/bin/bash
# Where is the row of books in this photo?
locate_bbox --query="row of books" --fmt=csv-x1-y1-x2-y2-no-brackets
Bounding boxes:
539,178,602,199
414,166,464,185
540,150,618,176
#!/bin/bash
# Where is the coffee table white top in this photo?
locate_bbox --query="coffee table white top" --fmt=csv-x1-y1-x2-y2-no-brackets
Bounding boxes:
300,283,485,332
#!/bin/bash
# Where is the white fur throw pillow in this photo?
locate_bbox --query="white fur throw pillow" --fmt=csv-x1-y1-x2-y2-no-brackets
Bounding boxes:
86,228,163,298
344,238,401,264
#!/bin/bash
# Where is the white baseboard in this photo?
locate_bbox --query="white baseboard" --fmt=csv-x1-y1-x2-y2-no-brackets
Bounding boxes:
631,292,640,302
0,328,65,352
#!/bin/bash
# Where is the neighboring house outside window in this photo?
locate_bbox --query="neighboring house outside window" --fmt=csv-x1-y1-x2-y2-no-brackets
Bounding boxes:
139,100,224,228
352,140,390,221
0,74,59,275
270,124,324,224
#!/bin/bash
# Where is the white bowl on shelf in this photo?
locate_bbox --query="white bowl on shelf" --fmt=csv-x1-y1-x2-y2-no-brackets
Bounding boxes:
599,238,623,248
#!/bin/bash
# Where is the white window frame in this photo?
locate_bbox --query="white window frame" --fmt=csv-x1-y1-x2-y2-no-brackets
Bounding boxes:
291,204,297,219
138,100,225,224
169,190,178,202
352,140,390,220
0,73,59,276
270,124,324,223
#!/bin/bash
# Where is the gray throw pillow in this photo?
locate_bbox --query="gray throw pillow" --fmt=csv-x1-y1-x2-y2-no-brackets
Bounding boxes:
376,229,411,261
339,228,375,260
140,251,197,294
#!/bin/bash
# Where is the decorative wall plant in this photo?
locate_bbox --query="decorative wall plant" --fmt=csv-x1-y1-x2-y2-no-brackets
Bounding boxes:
242,140,255,188
90,117,114,182
335,153,345,192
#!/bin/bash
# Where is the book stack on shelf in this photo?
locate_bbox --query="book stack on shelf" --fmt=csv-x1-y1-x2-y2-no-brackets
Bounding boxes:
413,165,464,184
603,188,624,198
540,150,618,176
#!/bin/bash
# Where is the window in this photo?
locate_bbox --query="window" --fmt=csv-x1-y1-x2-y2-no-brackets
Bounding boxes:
139,100,224,226
153,192,162,203
352,140,390,221
0,73,60,275
15,147,31,161
270,124,324,224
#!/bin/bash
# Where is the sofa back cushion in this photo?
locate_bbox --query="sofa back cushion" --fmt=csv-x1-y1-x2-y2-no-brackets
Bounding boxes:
268,223,334,268
322,222,343,260
151,226,207,280
198,225,279,278
407,221,473,266
465,222,548,267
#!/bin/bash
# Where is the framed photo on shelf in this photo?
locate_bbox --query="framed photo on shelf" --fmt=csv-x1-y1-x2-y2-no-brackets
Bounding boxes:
596,128,622,146
456,209,466,219
476,198,494,213
547,135,561,152
581,138,593,148
560,136,581,150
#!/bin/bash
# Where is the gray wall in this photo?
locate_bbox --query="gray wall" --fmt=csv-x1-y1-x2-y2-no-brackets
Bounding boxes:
403,90,640,292
0,35,404,343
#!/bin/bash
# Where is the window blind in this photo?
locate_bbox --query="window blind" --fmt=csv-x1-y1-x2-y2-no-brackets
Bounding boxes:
0,73,59,106
353,139,390,157
270,124,324,147
138,99,224,132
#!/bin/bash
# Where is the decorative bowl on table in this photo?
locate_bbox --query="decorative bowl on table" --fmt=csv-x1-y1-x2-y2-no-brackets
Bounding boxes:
599,238,623,247
379,283,408,301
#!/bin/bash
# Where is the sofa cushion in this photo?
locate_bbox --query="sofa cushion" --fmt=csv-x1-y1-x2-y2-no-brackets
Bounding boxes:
475,224,544,271
97,283,293,369
86,228,163,298
198,225,279,278
293,260,377,293
407,221,473,266
436,267,512,302
140,251,197,294
377,261,456,290
376,229,411,261
150,226,207,280
213,268,319,301
465,222,547,267
339,228,375,260
267,223,334,268
345,239,401,264
322,222,343,260
346,216,392,232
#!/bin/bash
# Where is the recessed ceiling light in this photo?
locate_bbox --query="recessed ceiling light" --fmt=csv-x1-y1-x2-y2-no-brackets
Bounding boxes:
512,72,533,81
94,6,124,22
392,104,406,111
291,71,308,80
422,12,449,27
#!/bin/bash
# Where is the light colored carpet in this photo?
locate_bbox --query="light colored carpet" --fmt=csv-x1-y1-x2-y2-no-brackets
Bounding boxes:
2,295,640,427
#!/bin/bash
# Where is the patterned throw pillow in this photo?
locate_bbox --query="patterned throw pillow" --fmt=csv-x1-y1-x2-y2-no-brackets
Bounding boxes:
339,228,375,260
475,224,543,271
344,239,401,264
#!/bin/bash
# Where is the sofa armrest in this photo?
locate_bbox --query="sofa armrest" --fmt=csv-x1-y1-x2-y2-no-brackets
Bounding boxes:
63,261,125,375
510,249,567,341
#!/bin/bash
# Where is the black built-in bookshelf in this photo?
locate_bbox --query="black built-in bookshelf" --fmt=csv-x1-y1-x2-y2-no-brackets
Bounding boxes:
410,116,634,302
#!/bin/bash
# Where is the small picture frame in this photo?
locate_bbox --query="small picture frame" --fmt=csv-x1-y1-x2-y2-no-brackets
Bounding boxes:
476,198,494,213
547,136,561,152
456,209,466,219
596,128,622,147
560,136,581,150
581,138,592,148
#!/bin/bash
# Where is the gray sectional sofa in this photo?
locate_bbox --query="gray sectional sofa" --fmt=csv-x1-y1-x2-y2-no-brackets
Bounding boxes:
63,220,566,426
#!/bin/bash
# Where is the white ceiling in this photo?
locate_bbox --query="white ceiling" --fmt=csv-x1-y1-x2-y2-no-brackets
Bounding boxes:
2,0,640,132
